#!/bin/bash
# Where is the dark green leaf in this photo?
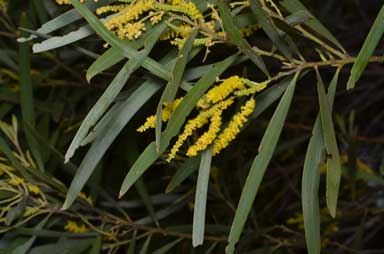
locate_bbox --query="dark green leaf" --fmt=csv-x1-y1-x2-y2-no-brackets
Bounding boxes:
193,146,212,247
316,70,341,217
347,5,384,89
226,73,299,254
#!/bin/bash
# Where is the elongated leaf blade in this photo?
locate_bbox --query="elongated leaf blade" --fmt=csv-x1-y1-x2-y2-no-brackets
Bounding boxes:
302,69,340,254
165,156,200,193
18,0,109,42
217,2,269,76
62,80,161,209
226,73,299,254
19,14,45,172
347,5,384,89
250,0,293,61
70,0,171,81
156,29,198,151
316,70,341,217
64,22,167,162
193,146,212,247
280,0,345,52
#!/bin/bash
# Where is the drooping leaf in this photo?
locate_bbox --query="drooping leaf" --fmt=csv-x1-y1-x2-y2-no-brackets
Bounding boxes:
347,5,384,89
19,13,45,172
280,0,345,51
165,156,200,193
316,70,341,217
249,0,293,61
63,80,161,209
226,73,299,254
64,21,167,162
193,146,212,247
302,69,340,254
217,1,269,76
70,0,171,81
156,29,198,151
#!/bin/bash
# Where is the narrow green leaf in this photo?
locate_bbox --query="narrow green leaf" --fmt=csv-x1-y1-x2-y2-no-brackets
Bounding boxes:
32,24,94,53
64,20,166,162
19,13,45,172
249,0,293,61
65,60,133,162
119,54,237,197
165,156,200,193
316,70,341,217
62,80,161,209
302,69,340,254
302,118,323,254
280,0,345,51
70,0,171,81
0,49,18,70
156,29,198,151
217,2,269,76
10,215,50,254
127,231,137,254
249,78,291,120
19,16,34,124
18,0,109,42
86,47,122,82
152,238,182,254
193,146,212,247
226,73,299,254
86,24,160,82
89,235,102,254
347,5,384,89
135,178,159,226
139,235,152,254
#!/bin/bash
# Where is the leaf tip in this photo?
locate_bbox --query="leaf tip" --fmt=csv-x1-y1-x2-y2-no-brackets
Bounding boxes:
118,191,125,199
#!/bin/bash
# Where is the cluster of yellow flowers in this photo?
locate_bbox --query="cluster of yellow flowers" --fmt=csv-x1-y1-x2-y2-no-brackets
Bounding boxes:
138,76,269,161
137,97,183,132
55,0,261,48
64,220,89,233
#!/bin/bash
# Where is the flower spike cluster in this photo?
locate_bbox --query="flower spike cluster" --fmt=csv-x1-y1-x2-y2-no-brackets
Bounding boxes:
55,0,261,50
137,97,183,132
212,97,256,155
137,75,269,161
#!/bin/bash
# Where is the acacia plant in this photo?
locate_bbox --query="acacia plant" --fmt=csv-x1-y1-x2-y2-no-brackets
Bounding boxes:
1,0,383,253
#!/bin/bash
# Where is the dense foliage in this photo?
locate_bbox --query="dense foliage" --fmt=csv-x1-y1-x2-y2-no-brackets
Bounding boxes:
0,0,384,253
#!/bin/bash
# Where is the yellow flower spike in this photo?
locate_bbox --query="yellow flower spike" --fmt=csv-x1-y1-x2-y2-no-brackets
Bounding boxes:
96,4,129,15
213,97,256,155
240,24,261,37
197,76,245,108
8,177,24,186
27,184,41,195
235,80,269,96
186,110,223,157
64,220,89,233
117,22,146,40
167,98,234,162
160,24,193,41
149,11,165,25
78,192,93,205
104,0,155,32
157,0,203,21
137,97,183,132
